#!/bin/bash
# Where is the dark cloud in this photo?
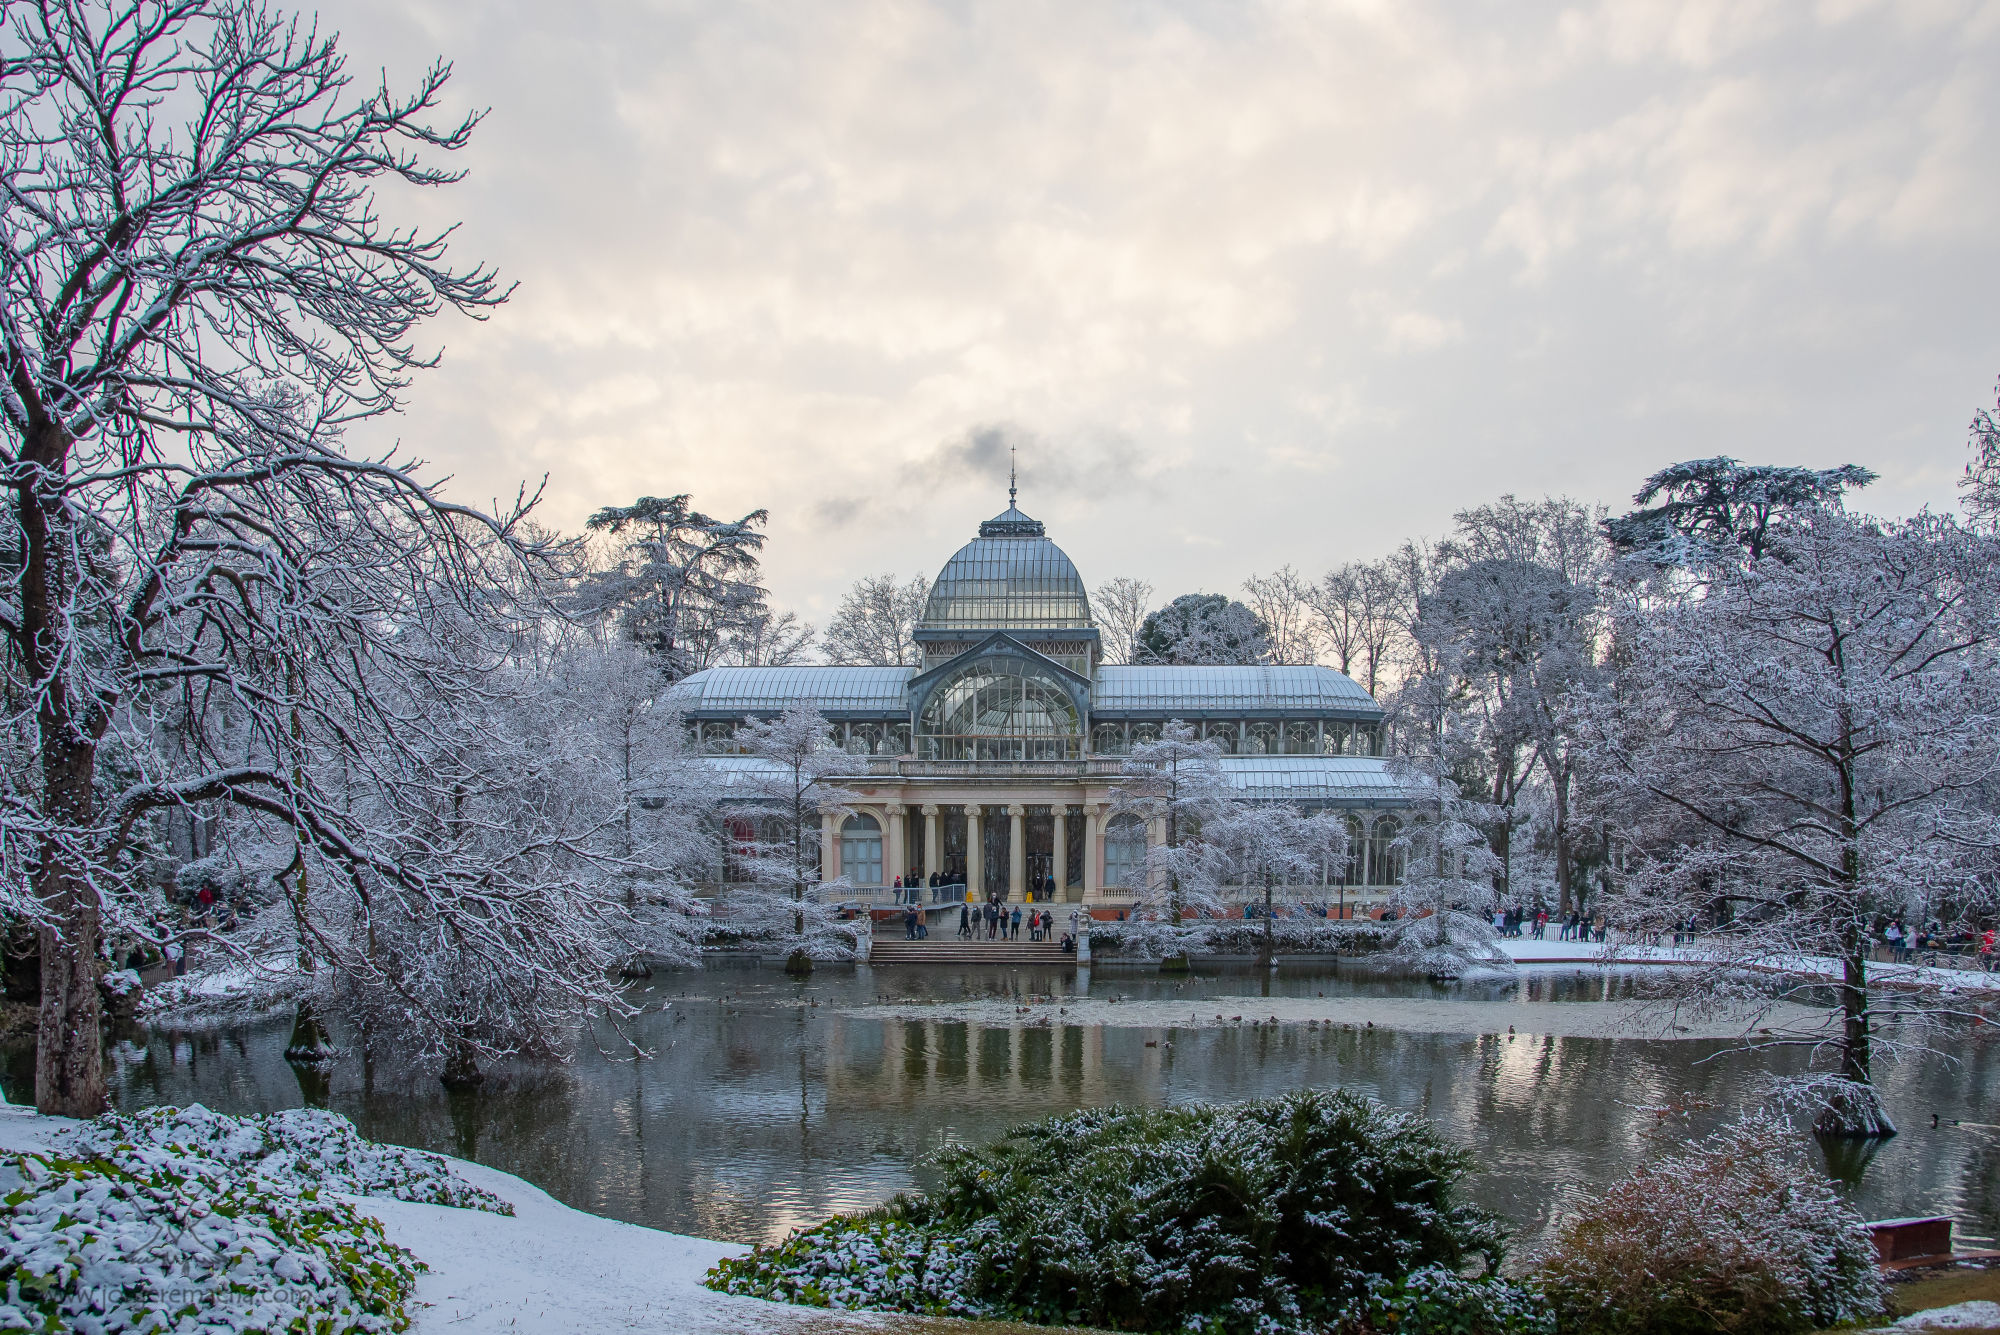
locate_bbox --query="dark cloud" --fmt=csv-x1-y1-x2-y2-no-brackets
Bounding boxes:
918,421,1164,503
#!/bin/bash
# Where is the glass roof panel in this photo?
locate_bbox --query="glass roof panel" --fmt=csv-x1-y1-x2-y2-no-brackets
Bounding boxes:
1093,666,1380,714
666,666,913,715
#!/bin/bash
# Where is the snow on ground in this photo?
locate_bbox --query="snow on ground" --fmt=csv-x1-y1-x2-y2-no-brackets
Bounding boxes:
1498,936,2000,993
357,1156,867,1334
0,1099,861,1335
138,953,301,1021
839,991,1836,1040
1884,1299,2000,1330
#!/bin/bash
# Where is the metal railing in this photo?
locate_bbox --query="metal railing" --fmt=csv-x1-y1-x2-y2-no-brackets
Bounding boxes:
854,756,1128,779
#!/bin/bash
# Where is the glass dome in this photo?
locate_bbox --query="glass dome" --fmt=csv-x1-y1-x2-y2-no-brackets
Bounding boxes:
920,503,1093,631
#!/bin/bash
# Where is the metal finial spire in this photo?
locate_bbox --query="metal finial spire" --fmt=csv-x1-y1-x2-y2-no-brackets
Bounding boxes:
1009,446,1017,506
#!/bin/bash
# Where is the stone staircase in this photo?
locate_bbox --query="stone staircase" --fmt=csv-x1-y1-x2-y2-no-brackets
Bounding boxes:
869,934,1074,966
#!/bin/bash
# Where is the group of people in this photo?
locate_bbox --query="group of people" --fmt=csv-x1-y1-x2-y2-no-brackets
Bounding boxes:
1887,918,1998,969
956,897,1066,943
890,867,1076,906
1554,911,1606,943
1490,906,1557,939
891,868,970,905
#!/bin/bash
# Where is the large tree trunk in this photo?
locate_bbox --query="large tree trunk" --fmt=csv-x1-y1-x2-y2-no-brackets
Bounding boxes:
1816,942,1895,1137
1552,771,1572,917
285,998,338,1064
23,423,109,1117
440,1038,484,1090
34,736,107,1117
34,887,106,1117
1818,736,1892,1138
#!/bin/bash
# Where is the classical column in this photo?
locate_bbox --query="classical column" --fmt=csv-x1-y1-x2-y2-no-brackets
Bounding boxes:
965,805,983,898
1006,804,1026,901
1051,805,1068,894
1082,803,1101,897
820,809,841,882
921,804,941,880
885,802,906,882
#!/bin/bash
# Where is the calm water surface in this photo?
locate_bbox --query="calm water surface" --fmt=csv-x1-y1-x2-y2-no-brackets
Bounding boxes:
14,963,1999,1249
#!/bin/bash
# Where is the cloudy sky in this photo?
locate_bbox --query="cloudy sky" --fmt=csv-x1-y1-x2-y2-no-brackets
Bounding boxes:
323,0,2000,626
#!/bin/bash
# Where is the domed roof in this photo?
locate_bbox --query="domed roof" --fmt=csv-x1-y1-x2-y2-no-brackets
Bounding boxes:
921,501,1093,631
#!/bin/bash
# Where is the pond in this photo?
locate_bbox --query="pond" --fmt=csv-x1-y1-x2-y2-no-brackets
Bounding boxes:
13,962,1999,1252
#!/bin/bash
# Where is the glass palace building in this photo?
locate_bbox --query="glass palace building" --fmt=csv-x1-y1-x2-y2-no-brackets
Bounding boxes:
669,497,1411,905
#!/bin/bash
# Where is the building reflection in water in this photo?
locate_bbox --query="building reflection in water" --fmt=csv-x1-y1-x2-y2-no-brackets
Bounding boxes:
45,964,2000,1250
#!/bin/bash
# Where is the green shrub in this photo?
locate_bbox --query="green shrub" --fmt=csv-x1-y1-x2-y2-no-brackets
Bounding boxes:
710,1089,1508,1334
1533,1117,1884,1335
1364,1266,1554,1335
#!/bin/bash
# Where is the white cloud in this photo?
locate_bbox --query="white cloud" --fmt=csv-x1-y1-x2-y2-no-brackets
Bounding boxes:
321,0,2000,614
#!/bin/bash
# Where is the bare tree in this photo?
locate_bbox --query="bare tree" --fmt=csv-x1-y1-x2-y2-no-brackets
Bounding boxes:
1092,576,1153,665
0,0,591,1113
1241,566,1319,665
1306,561,1402,697
1110,719,1343,965
1382,609,1512,977
820,574,927,665
1449,496,1608,914
1109,720,1231,964
1960,373,2000,530
722,702,862,975
716,608,815,667
1579,509,2000,1135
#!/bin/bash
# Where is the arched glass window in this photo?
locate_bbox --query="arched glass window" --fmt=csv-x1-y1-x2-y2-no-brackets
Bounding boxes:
1092,723,1126,756
1246,722,1278,755
1285,722,1317,755
1369,816,1403,886
1343,814,1367,886
841,813,883,886
1206,722,1237,754
1132,722,1160,746
918,656,1081,761
1104,814,1148,889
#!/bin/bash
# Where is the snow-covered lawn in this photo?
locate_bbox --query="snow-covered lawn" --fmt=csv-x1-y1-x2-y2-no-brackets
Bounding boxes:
137,955,303,1022
0,1100,863,1335
1497,936,2000,994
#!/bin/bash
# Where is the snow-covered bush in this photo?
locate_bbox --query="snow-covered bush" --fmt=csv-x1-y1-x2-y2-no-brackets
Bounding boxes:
1362,1265,1554,1335
1533,1116,1884,1335
0,1150,415,1334
59,1104,514,1215
707,1217,989,1318
0,1103,508,1334
710,1090,1507,1334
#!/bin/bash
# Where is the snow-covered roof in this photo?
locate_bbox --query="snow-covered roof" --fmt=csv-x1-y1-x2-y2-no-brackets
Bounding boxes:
1216,756,1411,801
694,754,1412,805
668,662,1384,719
667,666,912,716
1093,665,1380,717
